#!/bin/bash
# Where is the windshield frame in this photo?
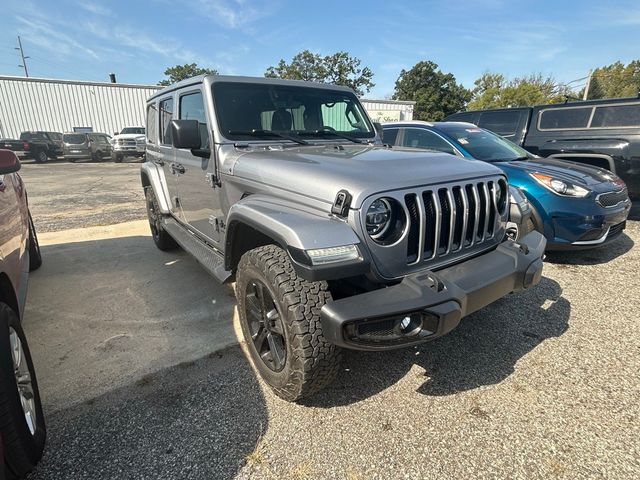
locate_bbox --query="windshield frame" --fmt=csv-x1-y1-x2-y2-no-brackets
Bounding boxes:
211,81,375,144
438,124,533,162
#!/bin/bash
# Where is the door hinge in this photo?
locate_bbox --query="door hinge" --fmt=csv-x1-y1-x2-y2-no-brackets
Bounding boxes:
206,173,221,188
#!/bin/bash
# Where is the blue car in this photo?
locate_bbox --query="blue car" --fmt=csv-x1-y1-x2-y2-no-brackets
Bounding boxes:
382,121,632,250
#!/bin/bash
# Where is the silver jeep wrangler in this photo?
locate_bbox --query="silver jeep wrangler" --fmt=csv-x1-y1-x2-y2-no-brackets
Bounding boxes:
141,75,546,401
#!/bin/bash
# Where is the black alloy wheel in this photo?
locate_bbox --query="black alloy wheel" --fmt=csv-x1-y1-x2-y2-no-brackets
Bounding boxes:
244,280,287,372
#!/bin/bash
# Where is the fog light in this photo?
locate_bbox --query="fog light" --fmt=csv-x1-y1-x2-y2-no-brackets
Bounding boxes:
396,313,422,337
306,245,360,265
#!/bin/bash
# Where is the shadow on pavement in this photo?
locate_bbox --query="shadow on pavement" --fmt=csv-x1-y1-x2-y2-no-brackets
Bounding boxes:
28,346,267,480
545,232,634,266
305,276,569,406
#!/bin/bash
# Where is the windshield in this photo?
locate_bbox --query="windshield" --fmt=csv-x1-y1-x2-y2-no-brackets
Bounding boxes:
439,124,531,162
63,134,87,144
213,82,375,142
121,127,145,135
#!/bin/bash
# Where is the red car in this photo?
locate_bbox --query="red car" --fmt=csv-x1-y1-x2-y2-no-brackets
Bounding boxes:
0,149,45,479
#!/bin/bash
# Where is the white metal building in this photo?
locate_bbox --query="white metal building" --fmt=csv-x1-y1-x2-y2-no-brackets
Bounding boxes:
0,75,413,138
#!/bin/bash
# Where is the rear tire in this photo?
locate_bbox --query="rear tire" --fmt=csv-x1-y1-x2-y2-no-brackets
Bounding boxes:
27,212,42,271
144,186,178,251
34,150,47,164
236,245,341,402
0,303,46,480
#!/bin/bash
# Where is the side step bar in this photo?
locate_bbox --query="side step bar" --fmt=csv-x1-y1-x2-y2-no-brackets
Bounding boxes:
162,217,232,283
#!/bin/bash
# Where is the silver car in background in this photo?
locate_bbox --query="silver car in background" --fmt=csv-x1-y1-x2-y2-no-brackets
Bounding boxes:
62,132,113,162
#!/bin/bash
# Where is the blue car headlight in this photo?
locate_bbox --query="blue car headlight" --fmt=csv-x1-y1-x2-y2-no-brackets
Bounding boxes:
530,172,589,198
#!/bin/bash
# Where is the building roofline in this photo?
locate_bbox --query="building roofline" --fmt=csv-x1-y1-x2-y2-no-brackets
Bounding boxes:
0,74,161,90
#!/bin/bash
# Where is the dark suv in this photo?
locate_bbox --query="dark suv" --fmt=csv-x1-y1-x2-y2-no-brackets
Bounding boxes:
18,132,63,163
444,97,640,198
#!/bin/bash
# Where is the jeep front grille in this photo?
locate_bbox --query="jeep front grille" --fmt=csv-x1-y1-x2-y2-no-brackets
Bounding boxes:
360,176,508,279
404,180,506,265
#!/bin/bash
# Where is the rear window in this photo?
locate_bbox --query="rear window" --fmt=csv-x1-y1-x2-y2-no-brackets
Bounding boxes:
478,111,521,136
445,112,475,123
20,132,48,141
590,104,640,128
538,107,592,130
64,134,87,144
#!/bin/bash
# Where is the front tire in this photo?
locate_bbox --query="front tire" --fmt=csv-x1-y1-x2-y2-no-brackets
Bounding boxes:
236,245,341,402
28,211,42,271
144,186,178,251
0,303,46,479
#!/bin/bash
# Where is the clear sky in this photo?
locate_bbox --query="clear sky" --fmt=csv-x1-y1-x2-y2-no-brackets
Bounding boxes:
1,0,638,98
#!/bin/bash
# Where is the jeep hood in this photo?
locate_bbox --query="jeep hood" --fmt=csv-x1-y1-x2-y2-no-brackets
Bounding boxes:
232,145,503,208
499,157,616,187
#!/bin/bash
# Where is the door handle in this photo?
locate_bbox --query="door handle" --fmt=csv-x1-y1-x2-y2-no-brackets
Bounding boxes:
171,163,185,175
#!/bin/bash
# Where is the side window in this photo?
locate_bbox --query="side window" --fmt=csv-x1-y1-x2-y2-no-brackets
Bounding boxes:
591,104,640,128
159,98,174,145
478,111,521,136
401,129,457,155
146,104,158,144
539,107,592,130
179,91,208,148
382,128,399,145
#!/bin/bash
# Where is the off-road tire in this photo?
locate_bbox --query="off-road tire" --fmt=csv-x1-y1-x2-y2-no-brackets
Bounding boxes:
144,186,178,251
0,303,46,479
27,211,42,271
34,150,47,164
236,245,341,402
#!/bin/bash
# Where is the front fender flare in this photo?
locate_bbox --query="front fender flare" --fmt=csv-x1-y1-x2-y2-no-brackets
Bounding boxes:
225,195,369,281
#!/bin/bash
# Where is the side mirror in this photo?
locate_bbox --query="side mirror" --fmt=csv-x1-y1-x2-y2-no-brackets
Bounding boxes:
373,122,384,141
171,119,201,150
0,150,21,174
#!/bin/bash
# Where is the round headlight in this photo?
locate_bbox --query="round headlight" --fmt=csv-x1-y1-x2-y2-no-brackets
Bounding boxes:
366,198,392,238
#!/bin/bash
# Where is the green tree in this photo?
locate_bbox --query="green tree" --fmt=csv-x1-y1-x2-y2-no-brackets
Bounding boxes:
158,63,218,86
585,60,640,99
392,61,471,121
265,50,375,95
468,72,573,110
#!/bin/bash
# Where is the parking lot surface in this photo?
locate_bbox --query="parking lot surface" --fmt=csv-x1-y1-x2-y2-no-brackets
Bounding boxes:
19,163,640,479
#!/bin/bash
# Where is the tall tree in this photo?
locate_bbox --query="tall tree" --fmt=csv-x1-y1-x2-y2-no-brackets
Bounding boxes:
158,63,218,86
392,61,471,121
265,50,375,95
468,72,573,110
584,60,640,99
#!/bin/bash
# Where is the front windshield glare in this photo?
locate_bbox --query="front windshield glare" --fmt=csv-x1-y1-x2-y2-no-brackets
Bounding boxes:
442,125,531,161
213,82,375,141
121,128,145,135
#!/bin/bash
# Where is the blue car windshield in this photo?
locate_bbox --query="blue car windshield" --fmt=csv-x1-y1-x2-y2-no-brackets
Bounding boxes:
439,124,532,162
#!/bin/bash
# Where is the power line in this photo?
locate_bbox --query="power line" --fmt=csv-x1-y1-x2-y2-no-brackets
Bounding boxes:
14,36,29,77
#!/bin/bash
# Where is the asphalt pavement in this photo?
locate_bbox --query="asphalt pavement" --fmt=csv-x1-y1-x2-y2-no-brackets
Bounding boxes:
18,162,640,479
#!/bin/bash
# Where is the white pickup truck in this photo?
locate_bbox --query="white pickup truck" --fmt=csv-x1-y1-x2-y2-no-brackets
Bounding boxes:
111,126,146,162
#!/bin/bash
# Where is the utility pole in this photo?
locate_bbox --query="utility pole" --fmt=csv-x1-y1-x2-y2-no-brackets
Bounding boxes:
582,69,593,101
15,36,30,77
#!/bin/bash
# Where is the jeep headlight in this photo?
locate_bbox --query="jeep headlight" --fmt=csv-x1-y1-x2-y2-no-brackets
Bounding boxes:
365,197,406,245
366,198,392,237
530,172,589,198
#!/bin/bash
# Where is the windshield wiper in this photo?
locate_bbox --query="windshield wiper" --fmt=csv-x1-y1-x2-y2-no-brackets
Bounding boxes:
228,129,309,145
296,128,366,144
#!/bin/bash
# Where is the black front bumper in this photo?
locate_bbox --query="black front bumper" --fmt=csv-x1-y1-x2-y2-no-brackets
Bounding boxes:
320,231,546,351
